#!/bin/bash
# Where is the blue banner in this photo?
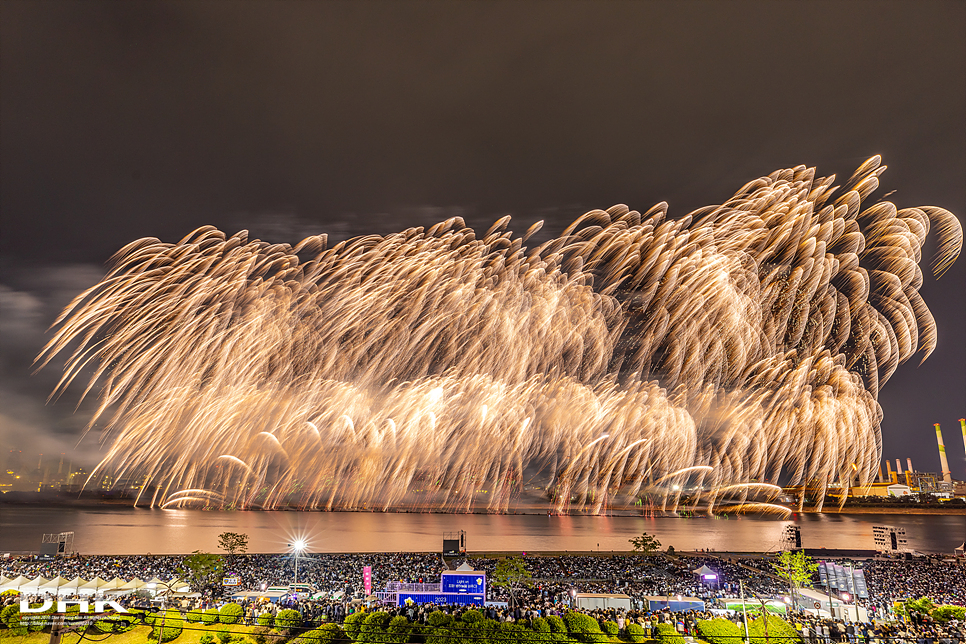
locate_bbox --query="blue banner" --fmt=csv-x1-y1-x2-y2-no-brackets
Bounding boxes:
441,573,486,595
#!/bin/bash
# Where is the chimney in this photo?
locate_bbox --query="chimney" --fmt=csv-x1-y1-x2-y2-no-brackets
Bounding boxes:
877,464,884,483
886,460,894,483
906,458,914,474
936,423,952,483
896,458,903,478
961,419,966,478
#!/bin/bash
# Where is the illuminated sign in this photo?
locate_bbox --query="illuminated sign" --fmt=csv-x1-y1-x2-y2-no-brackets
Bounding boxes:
441,573,485,595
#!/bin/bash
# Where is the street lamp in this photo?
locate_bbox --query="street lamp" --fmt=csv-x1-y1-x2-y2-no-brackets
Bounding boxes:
289,539,308,586
150,579,181,643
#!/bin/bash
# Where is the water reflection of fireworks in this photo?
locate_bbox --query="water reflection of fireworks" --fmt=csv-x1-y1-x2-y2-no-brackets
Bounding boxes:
40,158,961,514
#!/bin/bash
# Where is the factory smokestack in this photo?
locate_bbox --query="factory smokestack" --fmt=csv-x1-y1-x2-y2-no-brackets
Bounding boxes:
877,464,884,483
906,458,914,474
896,458,903,478
961,419,966,478
886,460,894,483
935,423,952,483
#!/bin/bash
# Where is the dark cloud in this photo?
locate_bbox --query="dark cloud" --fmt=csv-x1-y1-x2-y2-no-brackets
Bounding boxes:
0,266,109,467
1,0,963,475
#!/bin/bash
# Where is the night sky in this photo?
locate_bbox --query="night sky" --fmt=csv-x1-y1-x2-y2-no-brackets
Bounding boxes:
2,1,964,477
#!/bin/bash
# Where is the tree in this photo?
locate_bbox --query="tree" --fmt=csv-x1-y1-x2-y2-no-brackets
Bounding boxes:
771,550,817,604
179,551,225,594
629,532,661,555
490,557,533,608
218,532,249,556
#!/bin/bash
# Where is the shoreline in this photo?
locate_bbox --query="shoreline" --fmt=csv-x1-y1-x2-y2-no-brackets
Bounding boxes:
1,497,963,515
0,548,900,558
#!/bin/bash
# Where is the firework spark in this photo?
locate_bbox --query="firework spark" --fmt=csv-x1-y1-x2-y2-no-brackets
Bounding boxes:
38,158,961,513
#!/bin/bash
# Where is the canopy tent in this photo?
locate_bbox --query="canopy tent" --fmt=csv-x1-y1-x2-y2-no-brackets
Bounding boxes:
39,577,69,594
19,577,50,593
100,578,128,593
0,576,31,592
692,564,716,576
58,577,86,595
79,577,110,593
955,542,964,557
119,578,147,591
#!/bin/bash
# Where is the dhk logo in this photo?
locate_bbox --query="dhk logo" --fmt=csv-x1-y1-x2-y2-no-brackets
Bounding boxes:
20,600,128,614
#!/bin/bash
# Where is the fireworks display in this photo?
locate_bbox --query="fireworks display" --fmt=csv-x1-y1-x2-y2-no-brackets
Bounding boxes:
39,158,962,513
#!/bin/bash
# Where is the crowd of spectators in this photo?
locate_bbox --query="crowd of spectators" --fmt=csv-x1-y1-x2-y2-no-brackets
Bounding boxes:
4,551,964,622
862,556,965,607
3,551,965,644
5,551,965,609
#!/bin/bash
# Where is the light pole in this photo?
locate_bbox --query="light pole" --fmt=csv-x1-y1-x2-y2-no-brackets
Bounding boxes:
743,582,776,644
739,580,750,644
822,563,834,618
289,540,307,586
151,579,179,644
846,563,860,623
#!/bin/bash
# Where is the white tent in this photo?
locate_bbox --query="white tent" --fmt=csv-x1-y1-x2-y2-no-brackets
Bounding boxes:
19,577,50,593
79,577,110,595
39,576,69,594
0,575,31,592
58,577,86,595
100,578,127,593
119,578,147,591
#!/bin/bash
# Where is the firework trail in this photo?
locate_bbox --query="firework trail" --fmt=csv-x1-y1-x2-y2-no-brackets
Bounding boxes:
38,158,962,513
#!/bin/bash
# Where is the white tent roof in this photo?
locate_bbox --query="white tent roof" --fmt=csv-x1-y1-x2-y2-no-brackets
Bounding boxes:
692,564,715,575
20,576,50,590
79,577,109,591
40,576,69,590
101,578,127,590
442,562,477,574
0,575,31,591
58,577,86,593
119,578,147,591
